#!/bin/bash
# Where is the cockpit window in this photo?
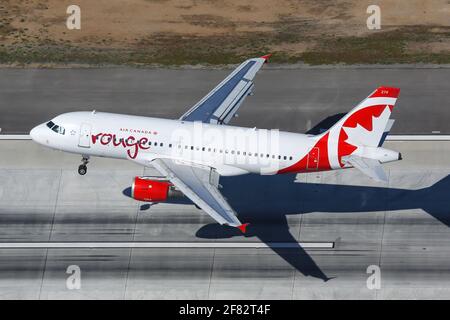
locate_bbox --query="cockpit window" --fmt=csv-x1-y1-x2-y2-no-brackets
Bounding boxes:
46,121,65,135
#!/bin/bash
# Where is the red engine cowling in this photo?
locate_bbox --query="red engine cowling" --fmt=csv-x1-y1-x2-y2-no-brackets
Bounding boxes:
131,177,173,202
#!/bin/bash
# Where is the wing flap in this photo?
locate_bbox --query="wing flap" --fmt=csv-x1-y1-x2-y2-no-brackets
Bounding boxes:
152,158,243,227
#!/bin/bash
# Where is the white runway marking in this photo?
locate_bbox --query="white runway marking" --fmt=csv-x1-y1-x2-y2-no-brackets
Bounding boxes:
0,242,334,249
0,135,31,140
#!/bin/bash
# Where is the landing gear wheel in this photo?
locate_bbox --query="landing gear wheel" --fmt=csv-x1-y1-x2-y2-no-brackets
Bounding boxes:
78,156,89,175
78,164,87,175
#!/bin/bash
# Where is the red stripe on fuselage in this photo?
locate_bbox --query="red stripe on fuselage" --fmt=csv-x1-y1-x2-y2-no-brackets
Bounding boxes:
277,132,331,174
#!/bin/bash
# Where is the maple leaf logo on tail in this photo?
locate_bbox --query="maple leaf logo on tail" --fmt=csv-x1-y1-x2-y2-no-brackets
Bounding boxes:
342,104,393,148
336,87,400,164
316,86,400,169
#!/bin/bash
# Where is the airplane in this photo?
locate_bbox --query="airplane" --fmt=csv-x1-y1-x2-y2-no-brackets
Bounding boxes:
30,54,402,233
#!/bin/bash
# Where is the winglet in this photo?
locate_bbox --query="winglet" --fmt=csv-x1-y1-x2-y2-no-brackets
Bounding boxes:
260,54,272,63
237,223,250,233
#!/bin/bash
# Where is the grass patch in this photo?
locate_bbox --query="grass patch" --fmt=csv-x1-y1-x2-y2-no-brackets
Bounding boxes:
300,26,450,65
0,26,449,66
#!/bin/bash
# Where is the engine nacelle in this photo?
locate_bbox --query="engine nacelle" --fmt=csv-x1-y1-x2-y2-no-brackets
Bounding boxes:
131,177,182,202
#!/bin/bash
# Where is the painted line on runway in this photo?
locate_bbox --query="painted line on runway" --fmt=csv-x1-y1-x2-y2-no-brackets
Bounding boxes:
0,242,334,249
1,135,450,141
0,135,31,140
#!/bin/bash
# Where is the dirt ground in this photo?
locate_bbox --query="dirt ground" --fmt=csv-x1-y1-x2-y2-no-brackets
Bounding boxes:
0,0,449,65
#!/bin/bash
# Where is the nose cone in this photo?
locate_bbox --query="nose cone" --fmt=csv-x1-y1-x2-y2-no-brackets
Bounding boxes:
30,124,46,145
29,126,38,140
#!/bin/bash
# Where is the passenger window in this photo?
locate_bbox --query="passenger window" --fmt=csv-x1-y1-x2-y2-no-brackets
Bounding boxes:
284,156,287,160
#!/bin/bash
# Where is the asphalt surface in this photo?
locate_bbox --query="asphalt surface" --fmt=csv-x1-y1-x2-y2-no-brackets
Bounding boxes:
0,140,450,299
1,66,449,299
0,67,449,134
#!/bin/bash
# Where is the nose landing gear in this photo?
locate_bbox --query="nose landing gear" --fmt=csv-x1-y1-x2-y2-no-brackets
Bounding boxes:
78,156,89,175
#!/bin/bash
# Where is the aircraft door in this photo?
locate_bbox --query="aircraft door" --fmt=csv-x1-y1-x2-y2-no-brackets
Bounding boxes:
78,123,92,148
307,147,319,170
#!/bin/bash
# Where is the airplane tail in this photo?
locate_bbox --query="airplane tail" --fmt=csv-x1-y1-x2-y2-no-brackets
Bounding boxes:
319,87,401,183
378,118,395,147
322,86,400,147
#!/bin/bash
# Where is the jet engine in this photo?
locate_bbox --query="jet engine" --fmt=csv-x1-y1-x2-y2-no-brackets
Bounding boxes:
131,176,183,202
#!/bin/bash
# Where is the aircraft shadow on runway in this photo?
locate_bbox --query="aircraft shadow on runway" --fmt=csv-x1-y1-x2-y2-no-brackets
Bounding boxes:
123,173,450,282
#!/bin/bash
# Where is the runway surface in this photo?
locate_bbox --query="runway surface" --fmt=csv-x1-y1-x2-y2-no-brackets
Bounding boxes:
0,140,450,299
0,67,449,134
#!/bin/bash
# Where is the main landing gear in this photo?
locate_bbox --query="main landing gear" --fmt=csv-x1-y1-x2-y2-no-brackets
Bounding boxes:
78,156,89,175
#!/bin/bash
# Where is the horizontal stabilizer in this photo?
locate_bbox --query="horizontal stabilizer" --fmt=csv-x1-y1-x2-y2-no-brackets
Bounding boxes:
342,155,388,183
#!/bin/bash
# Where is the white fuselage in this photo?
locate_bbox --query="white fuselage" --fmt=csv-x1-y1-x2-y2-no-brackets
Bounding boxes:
30,111,400,176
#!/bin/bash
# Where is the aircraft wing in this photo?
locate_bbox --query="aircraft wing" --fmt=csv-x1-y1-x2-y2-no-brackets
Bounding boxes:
342,155,388,183
151,158,248,232
179,55,270,125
